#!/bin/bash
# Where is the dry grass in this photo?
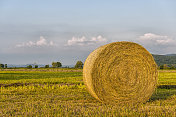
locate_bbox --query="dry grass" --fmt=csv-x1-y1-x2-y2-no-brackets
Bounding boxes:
83,42,158,106
0,69,176,116
0,68,82,72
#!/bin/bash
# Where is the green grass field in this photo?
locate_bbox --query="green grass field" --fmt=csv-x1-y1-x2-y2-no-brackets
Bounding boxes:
0,69,176,116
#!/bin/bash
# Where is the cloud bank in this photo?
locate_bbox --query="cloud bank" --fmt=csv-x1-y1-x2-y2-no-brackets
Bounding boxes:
16,36,55,47
138,33,176,54
138,33,176,46
66,35,107,46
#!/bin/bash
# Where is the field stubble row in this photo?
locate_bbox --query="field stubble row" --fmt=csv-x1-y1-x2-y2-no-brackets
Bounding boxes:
0,69,176,116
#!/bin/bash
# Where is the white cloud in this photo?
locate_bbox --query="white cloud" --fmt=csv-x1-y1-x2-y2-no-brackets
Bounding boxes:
66,35,107,46
137,33,176,54
138,33,176,45
16,36,55,47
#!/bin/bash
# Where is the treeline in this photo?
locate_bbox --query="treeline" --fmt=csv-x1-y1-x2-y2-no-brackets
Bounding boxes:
0,64,7,68
152,54,176,70
0,61,84,69
152,54,176,66
158,64,176,70
1,54,176,69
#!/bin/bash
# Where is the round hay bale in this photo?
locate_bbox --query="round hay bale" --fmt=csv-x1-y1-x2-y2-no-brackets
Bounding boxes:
83,41,158,106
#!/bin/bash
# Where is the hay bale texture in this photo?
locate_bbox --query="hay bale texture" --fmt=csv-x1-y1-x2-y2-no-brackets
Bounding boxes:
83,42,158,105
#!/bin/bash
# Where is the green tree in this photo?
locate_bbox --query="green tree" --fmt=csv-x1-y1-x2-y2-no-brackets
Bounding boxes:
27,65,32,69
34,65,38,68
170,65,176,69
52,62,62,68
160,64,168,69
0,64,4,68
75,61,83,68
159,65,164,69
45,65,49,68
5,64,7,68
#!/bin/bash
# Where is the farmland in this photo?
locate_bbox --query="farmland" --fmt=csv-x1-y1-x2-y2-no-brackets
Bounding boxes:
0,69,176,116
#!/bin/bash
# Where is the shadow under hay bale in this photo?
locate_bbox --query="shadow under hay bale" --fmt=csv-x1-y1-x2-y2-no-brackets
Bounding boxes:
157,85,176,89
83,42,158,106
149,87,176,101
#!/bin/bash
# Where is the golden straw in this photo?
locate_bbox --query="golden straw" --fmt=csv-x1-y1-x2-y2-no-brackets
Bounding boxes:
83,42,158,106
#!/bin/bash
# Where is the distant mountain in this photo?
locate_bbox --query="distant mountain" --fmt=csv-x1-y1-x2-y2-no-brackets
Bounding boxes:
152,54,176,66
165,54,176,56
4,54,176,68
6,64,74,68
7,64,46,68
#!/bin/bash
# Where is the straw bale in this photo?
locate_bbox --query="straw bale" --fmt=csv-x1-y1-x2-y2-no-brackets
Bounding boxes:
83,42,158,106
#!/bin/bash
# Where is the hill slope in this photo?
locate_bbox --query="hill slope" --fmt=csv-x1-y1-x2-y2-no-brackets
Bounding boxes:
152,54,176,66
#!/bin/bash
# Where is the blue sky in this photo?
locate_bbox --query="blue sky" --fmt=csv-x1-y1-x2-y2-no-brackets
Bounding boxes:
0,0,176,65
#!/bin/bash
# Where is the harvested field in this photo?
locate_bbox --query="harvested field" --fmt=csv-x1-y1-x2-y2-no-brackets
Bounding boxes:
0,69,176,116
